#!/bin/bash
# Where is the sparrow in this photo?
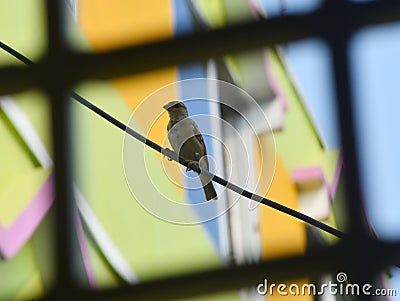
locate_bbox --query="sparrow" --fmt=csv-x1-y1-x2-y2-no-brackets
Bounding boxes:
163,101,218,201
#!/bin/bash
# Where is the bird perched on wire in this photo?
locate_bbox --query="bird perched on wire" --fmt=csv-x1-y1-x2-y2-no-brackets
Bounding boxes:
163,101,218,201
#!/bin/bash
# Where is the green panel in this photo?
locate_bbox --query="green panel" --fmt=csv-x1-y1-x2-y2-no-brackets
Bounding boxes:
330,173,348,240
85,230,121,288
0,111,36,192
268,49,340,183
0,242,42,301
194,0,226,27
13,271,43,301
0,0,46,66
12,91,52,159
31,209,56,293
222,0,253,24
0,2,53,300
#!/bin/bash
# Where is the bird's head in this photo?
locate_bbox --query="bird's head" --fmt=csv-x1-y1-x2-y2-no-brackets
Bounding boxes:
163,100,189,120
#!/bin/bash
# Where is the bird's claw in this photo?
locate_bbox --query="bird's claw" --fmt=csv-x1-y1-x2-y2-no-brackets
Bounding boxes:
185,161,198,172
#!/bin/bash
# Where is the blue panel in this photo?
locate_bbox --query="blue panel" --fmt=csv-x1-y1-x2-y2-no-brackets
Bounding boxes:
257,2,340,149
284,39,340,149
350,23,400,241
173,0,194,35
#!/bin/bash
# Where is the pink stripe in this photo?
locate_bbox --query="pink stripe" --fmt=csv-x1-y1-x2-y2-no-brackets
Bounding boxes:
0,171,98,288
0,172,55,259
292,166,323,182
264,51,289,111
74,209,97,288
292,153,344,201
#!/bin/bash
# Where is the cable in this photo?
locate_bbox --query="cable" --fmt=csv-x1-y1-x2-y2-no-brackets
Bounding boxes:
0,41,347,239
0,41,34,66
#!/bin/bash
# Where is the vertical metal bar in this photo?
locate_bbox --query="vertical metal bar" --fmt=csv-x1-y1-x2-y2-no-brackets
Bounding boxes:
329,16,374,301
329,28,370,238
45,0,75,298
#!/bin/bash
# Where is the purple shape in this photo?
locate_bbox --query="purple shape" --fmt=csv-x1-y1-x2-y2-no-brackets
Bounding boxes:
0,172,55,259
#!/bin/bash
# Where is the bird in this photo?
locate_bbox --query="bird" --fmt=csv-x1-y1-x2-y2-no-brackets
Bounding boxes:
163,100,218,201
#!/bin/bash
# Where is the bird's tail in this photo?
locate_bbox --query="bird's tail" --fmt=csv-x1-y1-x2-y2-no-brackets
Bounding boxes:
198,160,218,201
201,178,218,201
203,182,218,201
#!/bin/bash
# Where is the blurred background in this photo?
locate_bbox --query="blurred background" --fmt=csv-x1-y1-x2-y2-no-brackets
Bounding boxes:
0,0,399,300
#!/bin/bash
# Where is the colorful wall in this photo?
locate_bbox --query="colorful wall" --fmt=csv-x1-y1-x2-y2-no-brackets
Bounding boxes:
0,1,346,300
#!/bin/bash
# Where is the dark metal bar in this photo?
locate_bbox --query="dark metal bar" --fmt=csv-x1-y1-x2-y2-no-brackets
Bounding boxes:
0,65,38,95
328,7,371,238
45,0,76,298
327,3,375,299
73,0,400,81
1,0,400,95
81,240,400,301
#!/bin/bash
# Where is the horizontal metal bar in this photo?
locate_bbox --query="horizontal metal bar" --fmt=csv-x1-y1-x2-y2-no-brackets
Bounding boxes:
72,0,400,81
57,240,400,301
2,0,400,95
0,65,38,95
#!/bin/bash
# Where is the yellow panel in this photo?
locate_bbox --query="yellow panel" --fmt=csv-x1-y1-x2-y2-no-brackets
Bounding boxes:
256,134,306,260
256,135,310,301
77,0,177,146
112,68,181,188
78,0,173,51
111,68,177,144
78,0,182,187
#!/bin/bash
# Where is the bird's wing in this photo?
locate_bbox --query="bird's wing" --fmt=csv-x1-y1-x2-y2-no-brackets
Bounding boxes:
190,119,207,156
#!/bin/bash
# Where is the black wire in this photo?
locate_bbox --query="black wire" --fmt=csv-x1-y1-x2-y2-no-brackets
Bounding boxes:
0,41,348,239
0,41,34,66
